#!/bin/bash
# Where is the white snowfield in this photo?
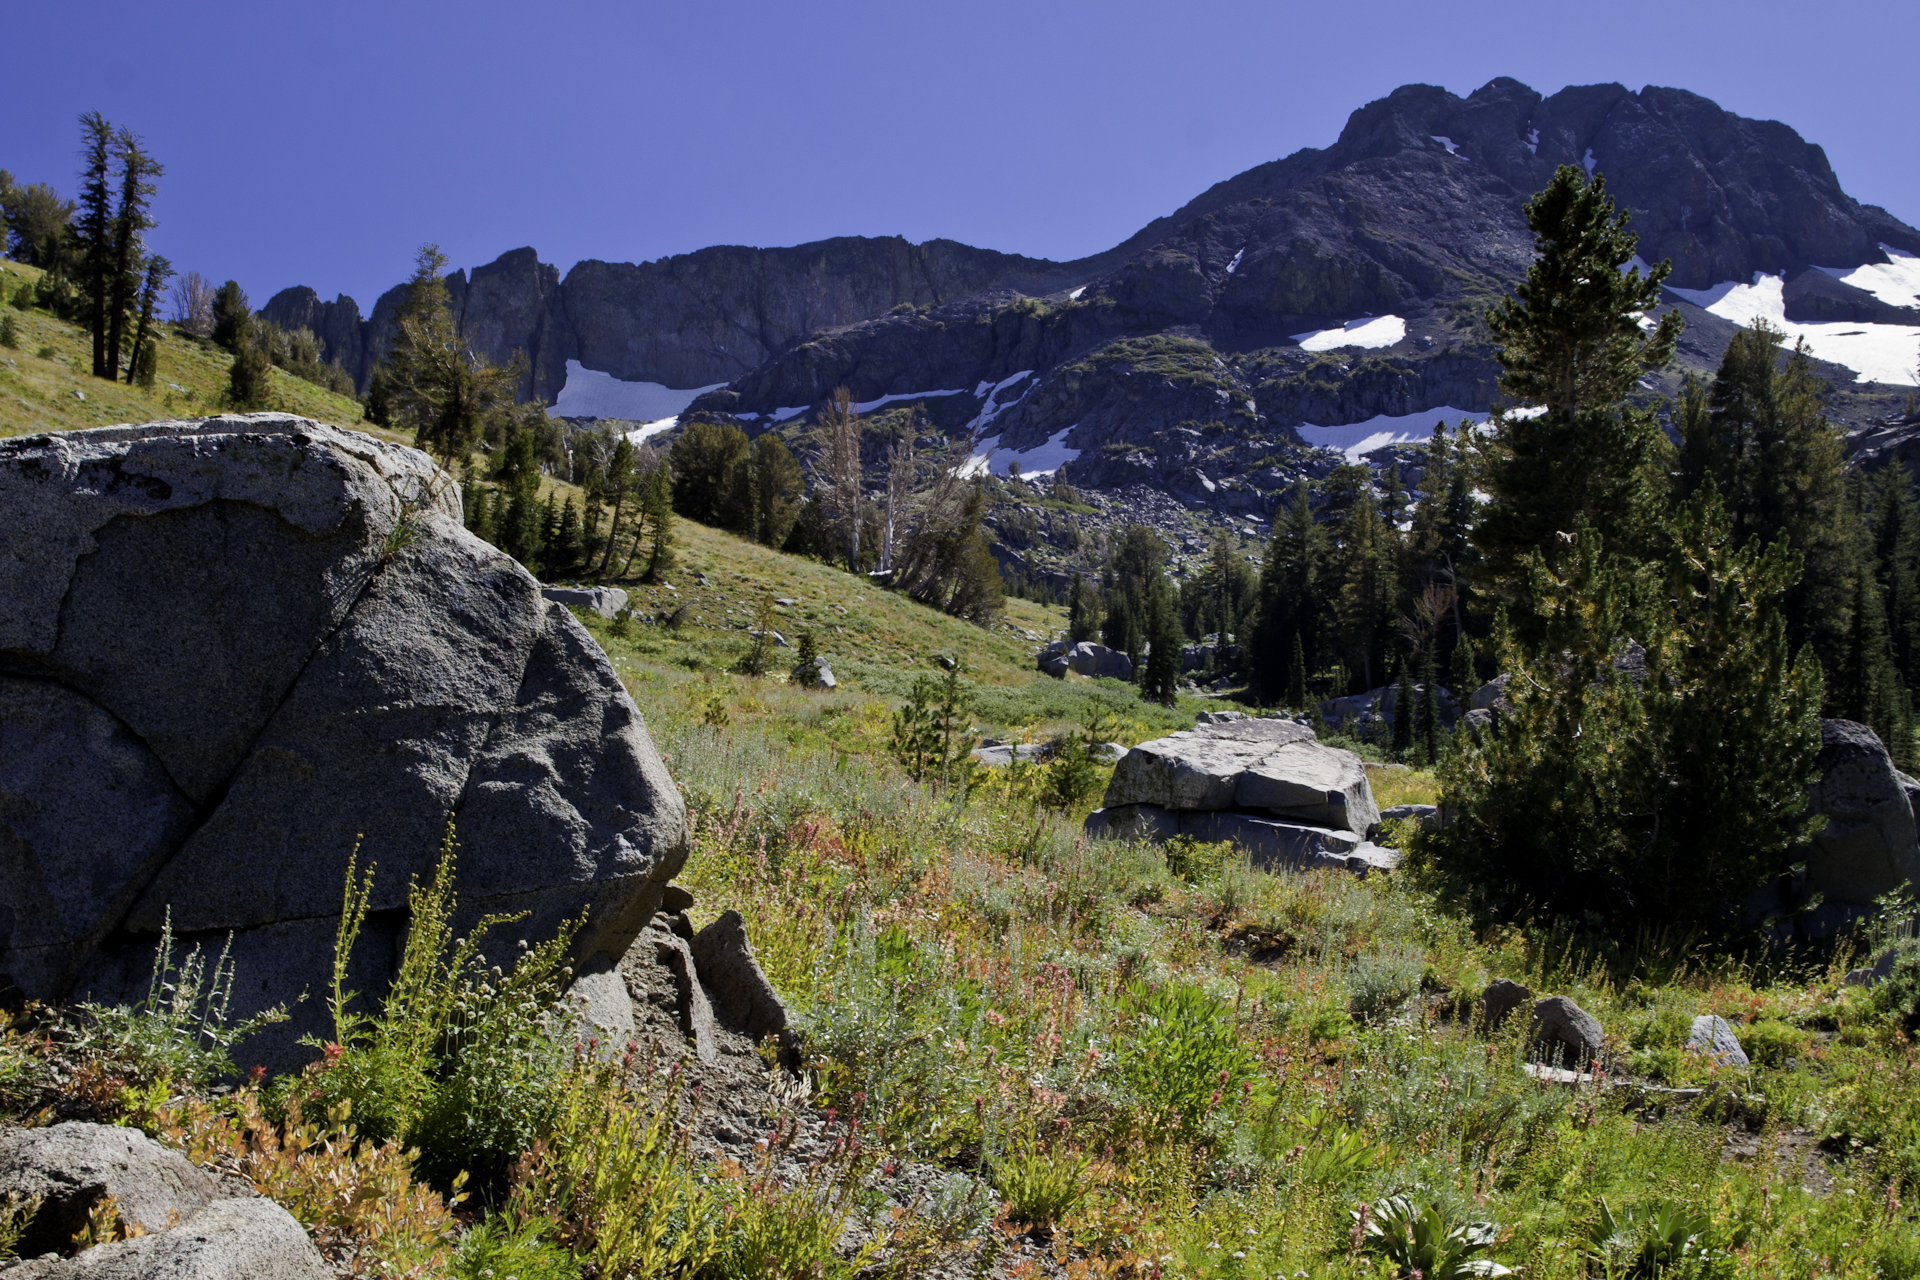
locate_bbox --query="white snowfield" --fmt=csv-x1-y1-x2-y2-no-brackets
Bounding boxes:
1666,251,1920,386
962,427,1080,478
1297,407,1488,463
1291,315,1407,352
547,360,725,422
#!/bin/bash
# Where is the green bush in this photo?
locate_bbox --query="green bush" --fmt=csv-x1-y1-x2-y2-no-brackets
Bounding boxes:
289,825,578,1200
991,1133,1092,1227
1114,981,1252,1138
453,1213,580,1280
1872,939,1920,1030
75,909,289,1087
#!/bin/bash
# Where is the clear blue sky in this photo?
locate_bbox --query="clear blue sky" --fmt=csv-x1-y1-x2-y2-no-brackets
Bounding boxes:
6,0,1917,312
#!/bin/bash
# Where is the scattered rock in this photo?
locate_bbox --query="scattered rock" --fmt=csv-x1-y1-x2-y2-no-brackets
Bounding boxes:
1686,1014,1749,1066
1469,675,1512,712
1481,977,1533,1029
0,418,689,1069
71,389,84,400
7,1195,330,1279
1379,803,1440,830
541,584,630,619
933,653,957,670
1193,709,1247,725
1067,641,1132,681
1530,996,1604,1066
0,1123,219,1256
1845,948,1900,987
792,656,836,689
774,597,800,606
661,884,695,914
691,909,789,1044
1805,720,1920,904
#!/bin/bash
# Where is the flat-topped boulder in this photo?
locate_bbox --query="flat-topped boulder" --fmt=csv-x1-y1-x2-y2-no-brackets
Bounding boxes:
0,417,688,1067
1102,718,1376,832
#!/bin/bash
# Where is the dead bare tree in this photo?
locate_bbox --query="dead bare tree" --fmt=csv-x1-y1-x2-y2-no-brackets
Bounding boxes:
815,387,864,570
880,414,918,574
169,270,214,337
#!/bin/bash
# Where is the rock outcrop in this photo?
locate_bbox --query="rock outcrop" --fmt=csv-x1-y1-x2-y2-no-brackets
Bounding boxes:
1085,718,1393,874
0,417,688,1068
0,1122,329,1279
543,585,630,619
1805,719,1920,904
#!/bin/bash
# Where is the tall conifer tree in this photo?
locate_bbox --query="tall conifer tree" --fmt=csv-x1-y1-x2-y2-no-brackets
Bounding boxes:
1476,166,1681,626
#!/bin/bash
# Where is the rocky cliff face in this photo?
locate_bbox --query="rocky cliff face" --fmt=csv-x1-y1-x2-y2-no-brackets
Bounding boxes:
267,237,1081,399
263,77,1919,554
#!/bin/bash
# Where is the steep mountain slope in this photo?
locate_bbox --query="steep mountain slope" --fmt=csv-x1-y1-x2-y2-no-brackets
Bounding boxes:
262,76,1920,569
264,238,1080,402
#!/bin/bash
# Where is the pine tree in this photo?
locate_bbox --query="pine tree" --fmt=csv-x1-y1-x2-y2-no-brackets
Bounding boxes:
552,497,583,579
225,325,271,409
1247,478,1326,702
1449,633,1478,703
125,254,167,385
1287,633,1309,710
751,433,804,547
1333,485,1396,691
102,127,161,381
1477,166,1682,624
1142,574,1183,707
384,244,521,461
815,387,864,570
0,314,15,350
210,280,248,351
1067,574,1100,643
1392,658,1415,755
627,465,675,583
75,112,114,377
1875,462,1920,686
1417,645,1440,764
596,438,635,577
364,364,393,425
493,427,543,568
1428,489,1823,928
1678,323,1848,674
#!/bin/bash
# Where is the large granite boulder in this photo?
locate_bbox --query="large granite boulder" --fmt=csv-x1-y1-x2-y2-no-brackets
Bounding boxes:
0,1122,219,1256
1102,719,1377,832
1806,719,1920,904
0,417,687,1068
1067,641,1132,681
6,1195,328,1279
1085,718,1388,874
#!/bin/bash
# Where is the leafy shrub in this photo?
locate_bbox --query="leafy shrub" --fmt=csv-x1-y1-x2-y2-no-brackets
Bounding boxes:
991,1133,1092,1227
1580,1197,1743,1277
291,828,577,1200
1872,939,1920,1030
160,1085,458,1273
1345,944,1427,1021
1161,835,1233,884
453,1212,581,1280
1357,1195,1511,1279
506,1057,721,1279
708,1122,879,1280
1113,982,1252,1138
75,909,289,1087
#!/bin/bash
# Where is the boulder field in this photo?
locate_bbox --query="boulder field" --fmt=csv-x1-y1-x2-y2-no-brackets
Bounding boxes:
0,416,689,1067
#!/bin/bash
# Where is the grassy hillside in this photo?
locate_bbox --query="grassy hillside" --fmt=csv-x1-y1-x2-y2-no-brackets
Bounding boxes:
0,261,368,438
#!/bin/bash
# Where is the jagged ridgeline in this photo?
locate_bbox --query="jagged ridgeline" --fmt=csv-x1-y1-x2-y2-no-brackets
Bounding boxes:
267,77,1918,480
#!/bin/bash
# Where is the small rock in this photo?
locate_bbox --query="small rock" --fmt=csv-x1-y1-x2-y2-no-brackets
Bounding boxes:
1531,995,1604,1066
1379,803,1440,829
661,884,694,914
542,585,630,619
774,597,800,606
1685,1014,1749,1067
1845,948,1899,986
691,909,788,1043
7,1196,331,1279
934,653,957,670
792,655,836,688
1194,710,1247,725
1482,977,1533,1029
71,389,86,400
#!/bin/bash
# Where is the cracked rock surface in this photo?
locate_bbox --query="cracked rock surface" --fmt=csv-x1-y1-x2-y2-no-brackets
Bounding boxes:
0,417,688,1069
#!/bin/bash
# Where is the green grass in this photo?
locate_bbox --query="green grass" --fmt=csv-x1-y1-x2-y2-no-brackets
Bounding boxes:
603,632,1920,1278
0,261,373,439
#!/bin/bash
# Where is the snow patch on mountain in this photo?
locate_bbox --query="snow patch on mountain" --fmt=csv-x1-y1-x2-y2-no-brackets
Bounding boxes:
1665,273,1920,385
1292,315,1408,352
1817,246,1920,311
1297,407,1489,462
548,360,724,420
961,427,1080,478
